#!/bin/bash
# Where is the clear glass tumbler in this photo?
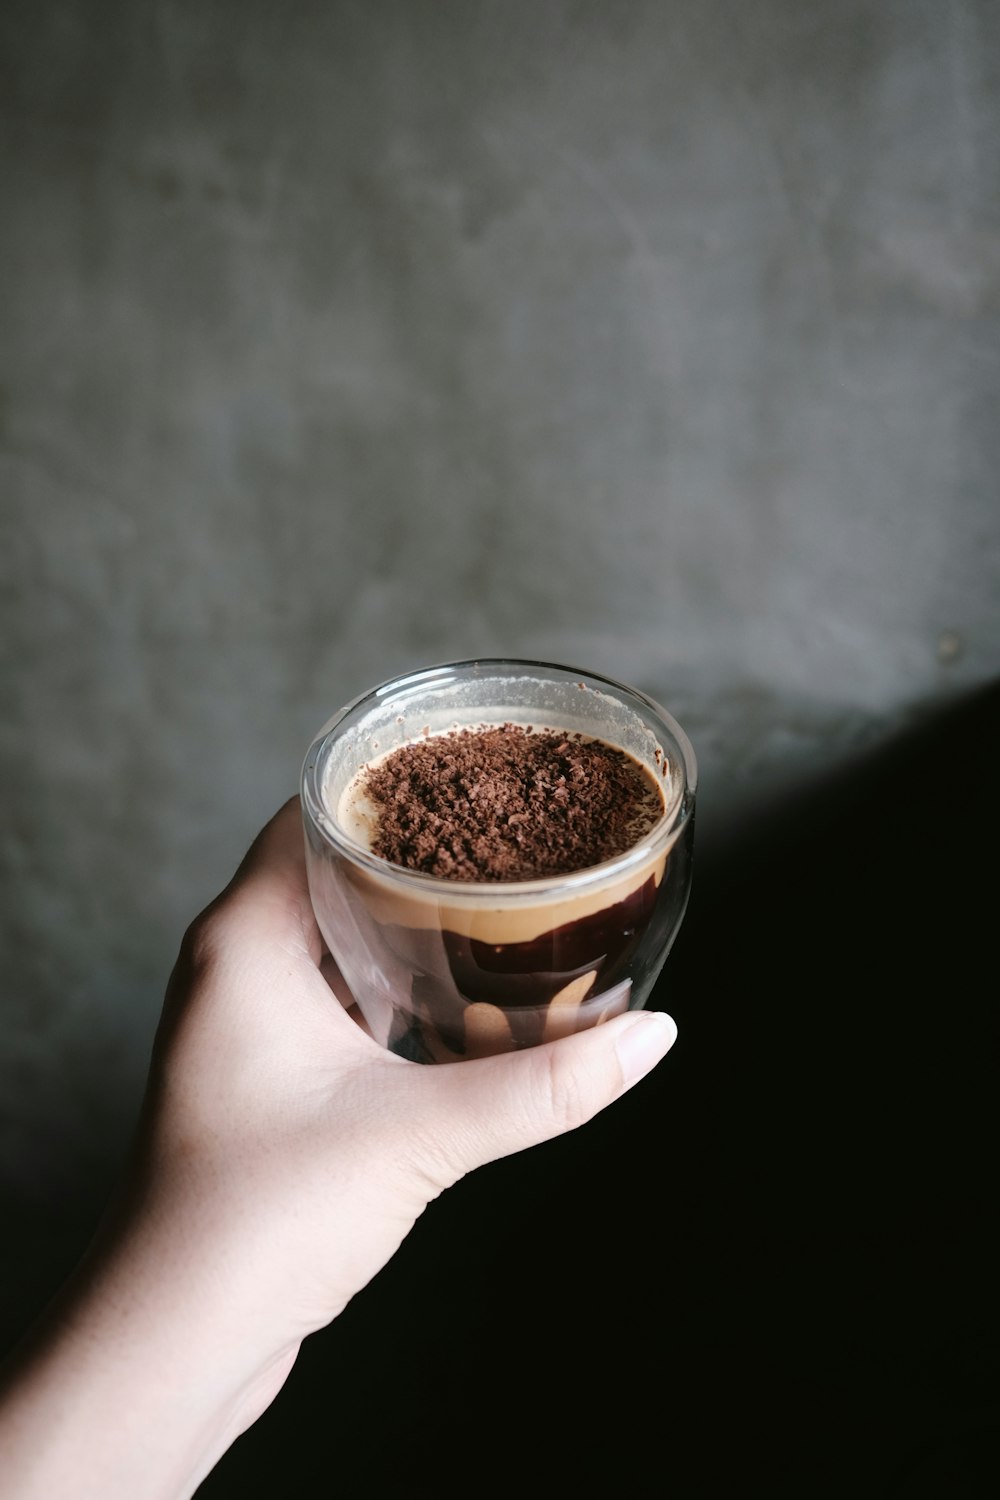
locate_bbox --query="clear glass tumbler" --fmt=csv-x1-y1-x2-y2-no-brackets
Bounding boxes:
301,659,697,1062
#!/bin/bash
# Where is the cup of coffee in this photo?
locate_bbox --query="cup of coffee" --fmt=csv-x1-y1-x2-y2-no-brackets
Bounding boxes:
301,659,696,1062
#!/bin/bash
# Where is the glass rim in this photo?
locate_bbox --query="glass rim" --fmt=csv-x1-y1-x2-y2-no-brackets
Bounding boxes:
300,657,698,900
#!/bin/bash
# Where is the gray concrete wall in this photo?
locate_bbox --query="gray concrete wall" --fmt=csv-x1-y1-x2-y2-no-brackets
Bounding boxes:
2,0,999,1205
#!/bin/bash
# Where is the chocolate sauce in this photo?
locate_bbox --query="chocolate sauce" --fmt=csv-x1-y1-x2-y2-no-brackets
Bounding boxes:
443,874,657,997
364,873,667,1060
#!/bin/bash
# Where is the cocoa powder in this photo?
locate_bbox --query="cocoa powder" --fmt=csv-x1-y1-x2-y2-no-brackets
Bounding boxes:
361,723,663,882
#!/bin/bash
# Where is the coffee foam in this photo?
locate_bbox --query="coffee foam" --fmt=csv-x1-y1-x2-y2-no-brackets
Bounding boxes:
336,723,664,857
327,724,674,944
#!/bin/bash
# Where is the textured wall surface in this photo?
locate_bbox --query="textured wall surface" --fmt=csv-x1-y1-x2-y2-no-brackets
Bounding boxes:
2,0,999,1205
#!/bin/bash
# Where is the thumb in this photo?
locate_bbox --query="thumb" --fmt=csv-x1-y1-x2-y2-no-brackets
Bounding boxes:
412,1010,677,1181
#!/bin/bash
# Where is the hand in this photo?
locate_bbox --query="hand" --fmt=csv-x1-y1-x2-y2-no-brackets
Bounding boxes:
0,797,677,1499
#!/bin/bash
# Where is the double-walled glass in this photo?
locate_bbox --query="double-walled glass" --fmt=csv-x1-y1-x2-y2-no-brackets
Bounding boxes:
301,659,696,1063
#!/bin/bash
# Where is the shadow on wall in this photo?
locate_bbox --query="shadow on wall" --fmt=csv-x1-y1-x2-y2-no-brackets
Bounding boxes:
701,673,1000,870
201,673,1000,1497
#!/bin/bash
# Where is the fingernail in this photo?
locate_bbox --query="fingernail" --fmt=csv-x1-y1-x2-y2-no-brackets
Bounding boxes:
615,1011,678,1090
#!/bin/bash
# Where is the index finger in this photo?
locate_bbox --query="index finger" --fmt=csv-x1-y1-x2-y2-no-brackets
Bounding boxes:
218,796,325,966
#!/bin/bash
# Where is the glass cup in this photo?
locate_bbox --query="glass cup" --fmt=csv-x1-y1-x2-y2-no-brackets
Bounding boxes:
301,659,697,1062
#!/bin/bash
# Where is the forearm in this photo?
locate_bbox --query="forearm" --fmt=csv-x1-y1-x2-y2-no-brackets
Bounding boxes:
0,1206,297,1500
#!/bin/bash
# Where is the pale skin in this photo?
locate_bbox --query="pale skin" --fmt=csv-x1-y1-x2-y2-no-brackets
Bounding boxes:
0,797,678,1499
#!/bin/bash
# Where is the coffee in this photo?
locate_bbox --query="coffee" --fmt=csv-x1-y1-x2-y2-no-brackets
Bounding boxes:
329,724,671,1060
301,660,696,1062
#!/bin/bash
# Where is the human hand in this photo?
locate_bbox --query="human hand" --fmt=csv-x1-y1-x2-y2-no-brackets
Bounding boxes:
0,797,677,1499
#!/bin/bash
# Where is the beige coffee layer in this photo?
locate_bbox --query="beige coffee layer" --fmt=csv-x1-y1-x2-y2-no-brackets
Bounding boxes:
340,842,669,943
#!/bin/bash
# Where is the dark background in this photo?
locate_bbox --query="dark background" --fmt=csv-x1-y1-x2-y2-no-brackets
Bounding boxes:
2,2,999,1494
193,684,999,1498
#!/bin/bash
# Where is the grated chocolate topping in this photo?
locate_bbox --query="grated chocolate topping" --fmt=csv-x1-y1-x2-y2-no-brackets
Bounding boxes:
361,723,663,882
